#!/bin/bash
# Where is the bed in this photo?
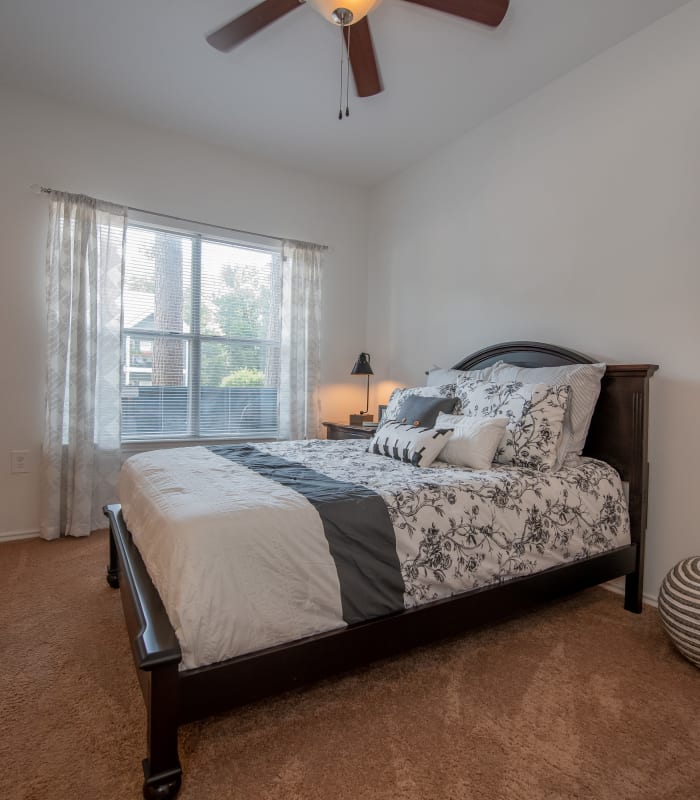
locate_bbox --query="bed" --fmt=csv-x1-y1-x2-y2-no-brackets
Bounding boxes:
104,341,657,799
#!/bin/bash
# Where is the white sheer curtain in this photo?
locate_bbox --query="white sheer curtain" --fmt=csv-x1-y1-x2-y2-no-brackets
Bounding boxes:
278,241,323,440
40,192,126,539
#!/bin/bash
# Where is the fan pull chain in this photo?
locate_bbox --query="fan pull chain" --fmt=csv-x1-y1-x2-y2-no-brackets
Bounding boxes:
345,23,351,117
338,17,352,120
338,21,344,120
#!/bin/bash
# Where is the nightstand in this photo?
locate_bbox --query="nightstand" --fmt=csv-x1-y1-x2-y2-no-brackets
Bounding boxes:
322,422,375,441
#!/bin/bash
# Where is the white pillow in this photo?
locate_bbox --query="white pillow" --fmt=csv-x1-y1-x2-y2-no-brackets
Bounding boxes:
426,363,499,387
435,413,508,470
454,378,571,472
368,422,453,467
489,362,606,461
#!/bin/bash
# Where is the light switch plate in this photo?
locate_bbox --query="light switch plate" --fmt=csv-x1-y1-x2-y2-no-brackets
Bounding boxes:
10,450,30,474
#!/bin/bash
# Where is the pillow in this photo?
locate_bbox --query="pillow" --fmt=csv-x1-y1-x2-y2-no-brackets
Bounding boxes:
489,362,606,460
380,385,455,429
394,395,457,428
454,378,571,471
426,363,500,387
435,413,509,470
368,422,453,467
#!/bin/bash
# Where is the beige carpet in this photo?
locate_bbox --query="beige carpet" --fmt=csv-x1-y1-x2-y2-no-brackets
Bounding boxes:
1,533,699,800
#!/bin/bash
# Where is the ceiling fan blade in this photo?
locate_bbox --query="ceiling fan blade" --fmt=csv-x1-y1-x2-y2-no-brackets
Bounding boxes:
343,18,383,98
206,0,302,52
401,0,509,27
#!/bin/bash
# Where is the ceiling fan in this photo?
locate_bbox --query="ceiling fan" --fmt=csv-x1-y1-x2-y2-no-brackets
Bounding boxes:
207,0,510,102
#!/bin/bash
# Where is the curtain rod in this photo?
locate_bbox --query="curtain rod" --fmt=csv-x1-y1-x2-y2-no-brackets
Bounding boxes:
31,185,329,251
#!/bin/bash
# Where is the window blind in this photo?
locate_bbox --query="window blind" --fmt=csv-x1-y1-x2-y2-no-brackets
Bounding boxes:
121,221,282,441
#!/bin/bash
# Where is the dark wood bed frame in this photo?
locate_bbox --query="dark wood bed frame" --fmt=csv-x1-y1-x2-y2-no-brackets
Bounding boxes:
104,341,658,799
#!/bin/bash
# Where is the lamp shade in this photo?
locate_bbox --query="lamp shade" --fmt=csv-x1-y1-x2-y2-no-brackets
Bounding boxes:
351,352,373,376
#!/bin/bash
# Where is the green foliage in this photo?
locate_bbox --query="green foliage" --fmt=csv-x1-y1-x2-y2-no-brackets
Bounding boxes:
220,368,265,388
200,262,275,387
201,264,272,339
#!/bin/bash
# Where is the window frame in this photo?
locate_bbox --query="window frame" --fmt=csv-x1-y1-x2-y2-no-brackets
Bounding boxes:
120,214,283,445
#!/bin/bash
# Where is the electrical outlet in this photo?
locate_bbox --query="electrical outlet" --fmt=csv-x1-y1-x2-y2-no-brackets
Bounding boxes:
10,450,30,474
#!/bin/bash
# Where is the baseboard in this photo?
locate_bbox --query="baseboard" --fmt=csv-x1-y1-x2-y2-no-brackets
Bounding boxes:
0,529,40,543
602,579,658,608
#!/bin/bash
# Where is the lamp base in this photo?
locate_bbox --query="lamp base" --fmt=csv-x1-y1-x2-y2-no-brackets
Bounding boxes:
349,413,374,426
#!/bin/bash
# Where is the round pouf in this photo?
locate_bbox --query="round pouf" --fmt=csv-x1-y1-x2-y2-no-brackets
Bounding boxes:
658,557,700,668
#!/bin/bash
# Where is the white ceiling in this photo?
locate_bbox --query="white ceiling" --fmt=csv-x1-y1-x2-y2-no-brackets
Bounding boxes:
0,0,689,185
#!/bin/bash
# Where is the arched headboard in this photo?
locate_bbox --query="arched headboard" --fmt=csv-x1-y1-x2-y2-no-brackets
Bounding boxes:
452,341,658,610
454,340,594,371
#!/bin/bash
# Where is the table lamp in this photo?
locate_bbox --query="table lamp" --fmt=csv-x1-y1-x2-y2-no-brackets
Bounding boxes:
349,352,374,425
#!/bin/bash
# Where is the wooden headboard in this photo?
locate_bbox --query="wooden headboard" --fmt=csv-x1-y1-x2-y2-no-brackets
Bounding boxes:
453,341,658,604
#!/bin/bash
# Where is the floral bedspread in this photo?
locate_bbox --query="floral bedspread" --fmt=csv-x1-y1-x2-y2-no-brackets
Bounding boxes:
256,439,630,606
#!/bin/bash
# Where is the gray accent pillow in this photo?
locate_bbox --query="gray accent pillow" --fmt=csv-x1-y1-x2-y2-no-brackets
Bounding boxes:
394,395,457,428
380,385,456,431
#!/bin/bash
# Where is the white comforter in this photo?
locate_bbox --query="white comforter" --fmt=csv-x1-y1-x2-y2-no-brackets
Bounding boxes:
119,440,630,670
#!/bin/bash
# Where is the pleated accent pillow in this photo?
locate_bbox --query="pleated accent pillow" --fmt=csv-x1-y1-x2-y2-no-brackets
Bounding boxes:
454,379,571,472
369,422,453,467
489,362,606,464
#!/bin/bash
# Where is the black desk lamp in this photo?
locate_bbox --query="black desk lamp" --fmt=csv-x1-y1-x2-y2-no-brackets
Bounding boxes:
349,352,374,425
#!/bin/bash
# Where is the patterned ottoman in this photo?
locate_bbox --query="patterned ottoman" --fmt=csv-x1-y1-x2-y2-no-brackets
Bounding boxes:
658,557,700,668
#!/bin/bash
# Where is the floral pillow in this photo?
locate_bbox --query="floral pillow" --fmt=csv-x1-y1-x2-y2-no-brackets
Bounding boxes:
454,378,571,471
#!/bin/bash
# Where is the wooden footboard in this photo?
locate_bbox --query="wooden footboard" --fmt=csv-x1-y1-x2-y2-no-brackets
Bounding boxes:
106,503,639,798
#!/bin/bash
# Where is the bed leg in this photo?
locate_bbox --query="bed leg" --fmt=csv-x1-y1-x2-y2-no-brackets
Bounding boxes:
106,520,120,589
142,664,182,800
624,570,644,614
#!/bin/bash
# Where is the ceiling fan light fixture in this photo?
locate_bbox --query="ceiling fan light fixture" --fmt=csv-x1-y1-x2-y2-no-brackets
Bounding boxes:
205,0,508,103
332,8,354,25
307,0,383,26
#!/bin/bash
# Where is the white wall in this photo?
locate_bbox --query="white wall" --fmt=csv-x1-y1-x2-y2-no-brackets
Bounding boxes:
367,0,700,600
0,84,370,537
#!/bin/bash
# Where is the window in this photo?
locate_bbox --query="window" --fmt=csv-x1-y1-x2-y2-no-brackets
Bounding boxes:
121,217,282,441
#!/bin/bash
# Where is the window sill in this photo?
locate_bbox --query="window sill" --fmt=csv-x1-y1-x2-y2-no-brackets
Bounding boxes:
120,435,278,455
